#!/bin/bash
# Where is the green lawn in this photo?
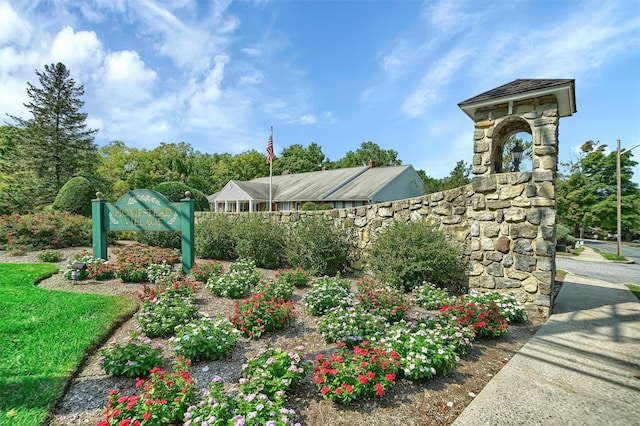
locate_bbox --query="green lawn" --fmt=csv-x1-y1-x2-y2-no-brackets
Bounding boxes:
0,264,138,425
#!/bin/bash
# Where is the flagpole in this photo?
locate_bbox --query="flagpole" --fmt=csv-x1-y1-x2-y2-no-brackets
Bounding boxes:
269,126,273,212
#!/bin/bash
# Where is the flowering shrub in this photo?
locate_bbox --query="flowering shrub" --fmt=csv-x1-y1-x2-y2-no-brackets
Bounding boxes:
419,314,476,355
0,211,91,251
207,259,261,298
113,243,181,267
229,258,261,277
356,278,411,322
313,341,401,405
440,299,509,338
171,314,239,362
184,378,299,426
240,345,308,399
302,276,354,316
318,305,386,346
138,294,199,338
36,249,61,262
138,276,198,302
146,261,173,284
231,293,296,339
114,262,148,283
252,278,295,301
98,329,163,378
382,320,462,380
411,282,456,310
465,290,528,323
98,357,195,426
207,270,255,298
276,267,310,288
190,260,224,282
62,251,115,281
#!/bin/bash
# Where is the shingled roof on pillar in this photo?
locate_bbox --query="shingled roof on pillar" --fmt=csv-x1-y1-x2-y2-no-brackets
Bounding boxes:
458,79,576,121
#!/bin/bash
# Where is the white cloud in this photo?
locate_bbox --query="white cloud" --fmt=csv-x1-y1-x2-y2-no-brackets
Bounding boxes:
0,2,32,47
423,0,484,34
51,26,104,79
402,47,470,118
184,54,229,126
97,50,157,102
298,114,317,125
129,0,238,72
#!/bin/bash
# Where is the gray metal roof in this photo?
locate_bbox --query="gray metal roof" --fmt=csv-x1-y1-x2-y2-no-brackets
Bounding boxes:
251,166,370,201
211,165,419,203
458,79,576,119
323,165,411,201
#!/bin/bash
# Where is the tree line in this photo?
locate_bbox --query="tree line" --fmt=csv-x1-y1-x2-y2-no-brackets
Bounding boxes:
0,62,470,214
1,62,638,240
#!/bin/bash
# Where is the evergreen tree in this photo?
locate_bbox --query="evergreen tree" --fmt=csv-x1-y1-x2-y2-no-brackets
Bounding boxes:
8,62,98,206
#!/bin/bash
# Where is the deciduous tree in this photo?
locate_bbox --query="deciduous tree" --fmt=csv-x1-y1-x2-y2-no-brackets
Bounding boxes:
557,140,639,239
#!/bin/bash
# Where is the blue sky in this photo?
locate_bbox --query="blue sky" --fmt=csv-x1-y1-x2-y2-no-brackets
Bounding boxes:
1,0,639,182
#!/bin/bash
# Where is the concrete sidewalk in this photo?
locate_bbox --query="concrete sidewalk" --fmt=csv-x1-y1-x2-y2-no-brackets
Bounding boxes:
453,273,640,426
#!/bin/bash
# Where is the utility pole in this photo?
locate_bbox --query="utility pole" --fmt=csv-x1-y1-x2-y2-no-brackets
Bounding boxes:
616,140,640,256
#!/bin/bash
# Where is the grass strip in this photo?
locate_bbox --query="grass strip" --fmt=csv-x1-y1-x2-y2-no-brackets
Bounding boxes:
627,284,640,301
0,263,138,425
588,246,628,262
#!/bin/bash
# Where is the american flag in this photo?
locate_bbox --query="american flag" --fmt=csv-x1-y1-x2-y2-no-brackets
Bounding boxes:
266,128,274,164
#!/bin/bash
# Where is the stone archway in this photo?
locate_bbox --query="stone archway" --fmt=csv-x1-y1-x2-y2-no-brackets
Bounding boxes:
492,117,532,173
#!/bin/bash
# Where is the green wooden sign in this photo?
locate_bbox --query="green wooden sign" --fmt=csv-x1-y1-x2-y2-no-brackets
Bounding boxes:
105,190,181,231
92,189,194,273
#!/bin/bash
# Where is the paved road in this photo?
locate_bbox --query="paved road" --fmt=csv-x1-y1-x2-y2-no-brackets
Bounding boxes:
584,239,640,263
557,253,640,286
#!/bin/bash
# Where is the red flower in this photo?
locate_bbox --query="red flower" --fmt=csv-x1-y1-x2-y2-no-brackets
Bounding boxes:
143,412,151,421
375,383,384,395
321,386,330,395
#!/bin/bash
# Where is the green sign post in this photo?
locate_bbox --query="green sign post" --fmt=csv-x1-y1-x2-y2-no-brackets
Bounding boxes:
92,189,194,273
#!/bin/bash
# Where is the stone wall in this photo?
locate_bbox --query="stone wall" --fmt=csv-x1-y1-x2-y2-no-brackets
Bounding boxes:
197,171,556,315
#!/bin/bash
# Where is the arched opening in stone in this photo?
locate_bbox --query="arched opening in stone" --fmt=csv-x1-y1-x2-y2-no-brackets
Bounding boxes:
492,117,533,173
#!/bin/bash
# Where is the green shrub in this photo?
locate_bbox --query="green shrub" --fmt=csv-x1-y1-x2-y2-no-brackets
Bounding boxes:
99,330,163,378
284,214,348,276
556,223,577,247
133,230,181,249
232,217,285,269
301,201,317,210
366,220,465,292
276,267,311,287
36,250,61,262
171,315,239,362
152,181,209,211
52,176,95,217
194,214,235,260
0,211,91,251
